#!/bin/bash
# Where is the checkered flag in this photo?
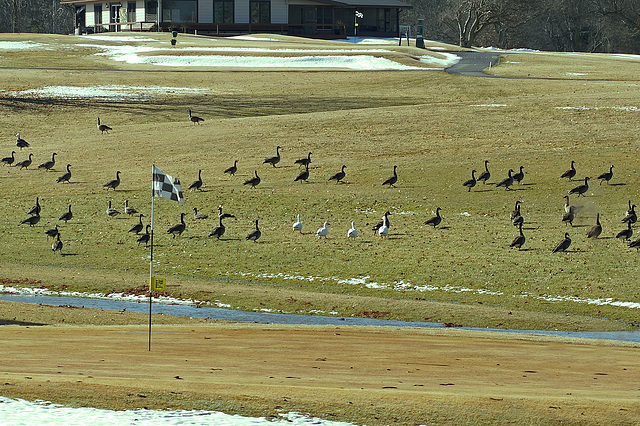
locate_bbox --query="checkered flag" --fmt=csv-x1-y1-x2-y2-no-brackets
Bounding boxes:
152,165,184,203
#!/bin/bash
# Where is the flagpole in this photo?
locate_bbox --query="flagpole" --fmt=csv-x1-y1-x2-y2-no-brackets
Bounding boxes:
149,165,155,351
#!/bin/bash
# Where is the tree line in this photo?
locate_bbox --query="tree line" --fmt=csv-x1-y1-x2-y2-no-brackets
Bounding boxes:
0,0,75,34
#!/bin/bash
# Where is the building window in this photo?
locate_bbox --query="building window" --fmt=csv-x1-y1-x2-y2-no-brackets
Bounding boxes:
146,1,158,21
127,2,136,22
163,0,197,23
250,1,270,24
213,0,234,23
94,4,102,25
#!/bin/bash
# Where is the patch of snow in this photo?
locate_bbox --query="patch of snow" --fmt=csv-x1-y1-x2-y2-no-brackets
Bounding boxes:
419,52,460,67
555,106,639,112
79,35,152,42
566,72,587,76
0,41,46,50
470,104,508,107
1,85,210,101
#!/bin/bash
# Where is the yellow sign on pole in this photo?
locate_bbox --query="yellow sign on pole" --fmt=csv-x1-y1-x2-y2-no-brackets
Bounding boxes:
150,277,166,291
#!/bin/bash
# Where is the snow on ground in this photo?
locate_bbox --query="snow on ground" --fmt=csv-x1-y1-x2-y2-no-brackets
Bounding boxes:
0,41,45,50
1,85,210,101
0,397,358,426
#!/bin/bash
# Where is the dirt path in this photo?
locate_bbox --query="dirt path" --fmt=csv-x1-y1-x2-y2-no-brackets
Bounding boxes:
1,323,638,425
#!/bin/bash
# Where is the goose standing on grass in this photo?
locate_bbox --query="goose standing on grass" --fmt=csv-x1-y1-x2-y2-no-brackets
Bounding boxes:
625,200,633,217
193,207,208,220
496,169,514,190
328,165,347,183
295,152,312,168
512,166,525,184
316,222,329,238
51,233,63,254
372,211,391,234
629,238,640,251
616,222,633,241
209,217,226,239
137,225,151,247
246,219,261,242
27,197,41,216
38,152,57,171
103,171,121,191
552,232,572,253
382,165,398,188
167,213,186,238
292,214,302,233
20,213,40,227
622,204,637,224
263,146,281,168
510,201,522,222
97,118,112,134
586,213,602,238
224,160,238,176
16,153,33,170
1,151,15,166
597,165,614,185
569,177,590,197
124,200,138,216
243,170,261,188
16,133,29,149
424,207,442,228
188,169,203,191
45,224,59,240
59,205,73,223
56,164,72,183
106,201,120,217
188,109,204,124
128,214,144,234
562,206,575,226
477,160,490,184
218,205,236,220
378,214,389,237
348,221,358,239
563,195,572,214
561,160,577,180
510,222,525,249
462,170,476,191
294,164,309,182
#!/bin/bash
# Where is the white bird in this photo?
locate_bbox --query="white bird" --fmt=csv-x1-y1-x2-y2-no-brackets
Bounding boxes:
292,214,302,233
316,222,329,238
347,221,357,239
378,214,389,237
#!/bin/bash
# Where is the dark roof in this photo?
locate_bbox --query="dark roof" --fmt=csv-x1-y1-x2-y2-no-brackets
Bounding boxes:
310,0,411,7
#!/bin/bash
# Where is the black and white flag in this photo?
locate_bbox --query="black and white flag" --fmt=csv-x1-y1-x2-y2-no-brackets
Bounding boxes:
152,165,184,203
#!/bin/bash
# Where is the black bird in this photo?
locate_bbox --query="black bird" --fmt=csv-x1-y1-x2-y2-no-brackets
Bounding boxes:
137,225,151,247
97,117,112,134
328,165,347,183
218,205,236,220
224,160,238,176
16,153,33,170
629,238,640,251
128,214,144,234
209,216,226,239
512,166,525,184
188,109,204,124
562,206,575,227
597,165,614,185
560,160,576,180
51,233,63,254
616,222,633,241
372,211,391,234
20,213,40,227
1,151,16,166
263,146,281,167
496,169,514,190
294,164,309,182
424,207,442,228
59,205,73,223
622,204,637,225
462,169,476,192
167,213,186,238
38,152,57,171
189,169,203,191
45,224,59,240
56,164,72,183
16,133,29,149
586,213,602,238
552,233,572,253
382,165,398,188
27,197,41,216
477,160,490,184
246,219,261,242
294,152,312,168
103,171,121,190
510,201,522,222
568,177,590,197
510,222,526,249
243,170,261,188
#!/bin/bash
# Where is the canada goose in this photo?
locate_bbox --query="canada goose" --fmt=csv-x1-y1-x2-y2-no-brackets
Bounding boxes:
316,221,329,238
246,219,261,242
107,200,121,217
16,133,29,149
20,213,40,227
38,152,57,171
510,222,525,249
16,153,33,169
188,109,204,124
27,197,41,216
348,221,358,239
378,214,389,237
510,201,522,222
292,214,302,232
209,217,226,239
563,195,572,214
597,165,614,185
1,151,15,166
477,160,490,184
294,152,312,168
59,205,73,222
328,165,347,183
218,205,236,220
45,224,59,240
167,212,186,238
128,214,144,234
424,207,442,228
372,211,391,234
512,166,525,184
562,206,575,226
629,238,640,251
56,164,72,183
552,232,572,253
625,200,633,217
224,160,238,176
51,233,63,254
561,160,576,180
462,170,476,191
263,146,281,167
511,202,524,227
616,222,633,241
496,169,514,190
382,165,398,188
103,171,121,190
188,169,203,191
243,170,261,188
622,204,637,224
586,213,602,238
193,207,208,220
97,117,112,134
137,225,151,247
569,177,590,197
124,200,138,216
294,164,309,183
